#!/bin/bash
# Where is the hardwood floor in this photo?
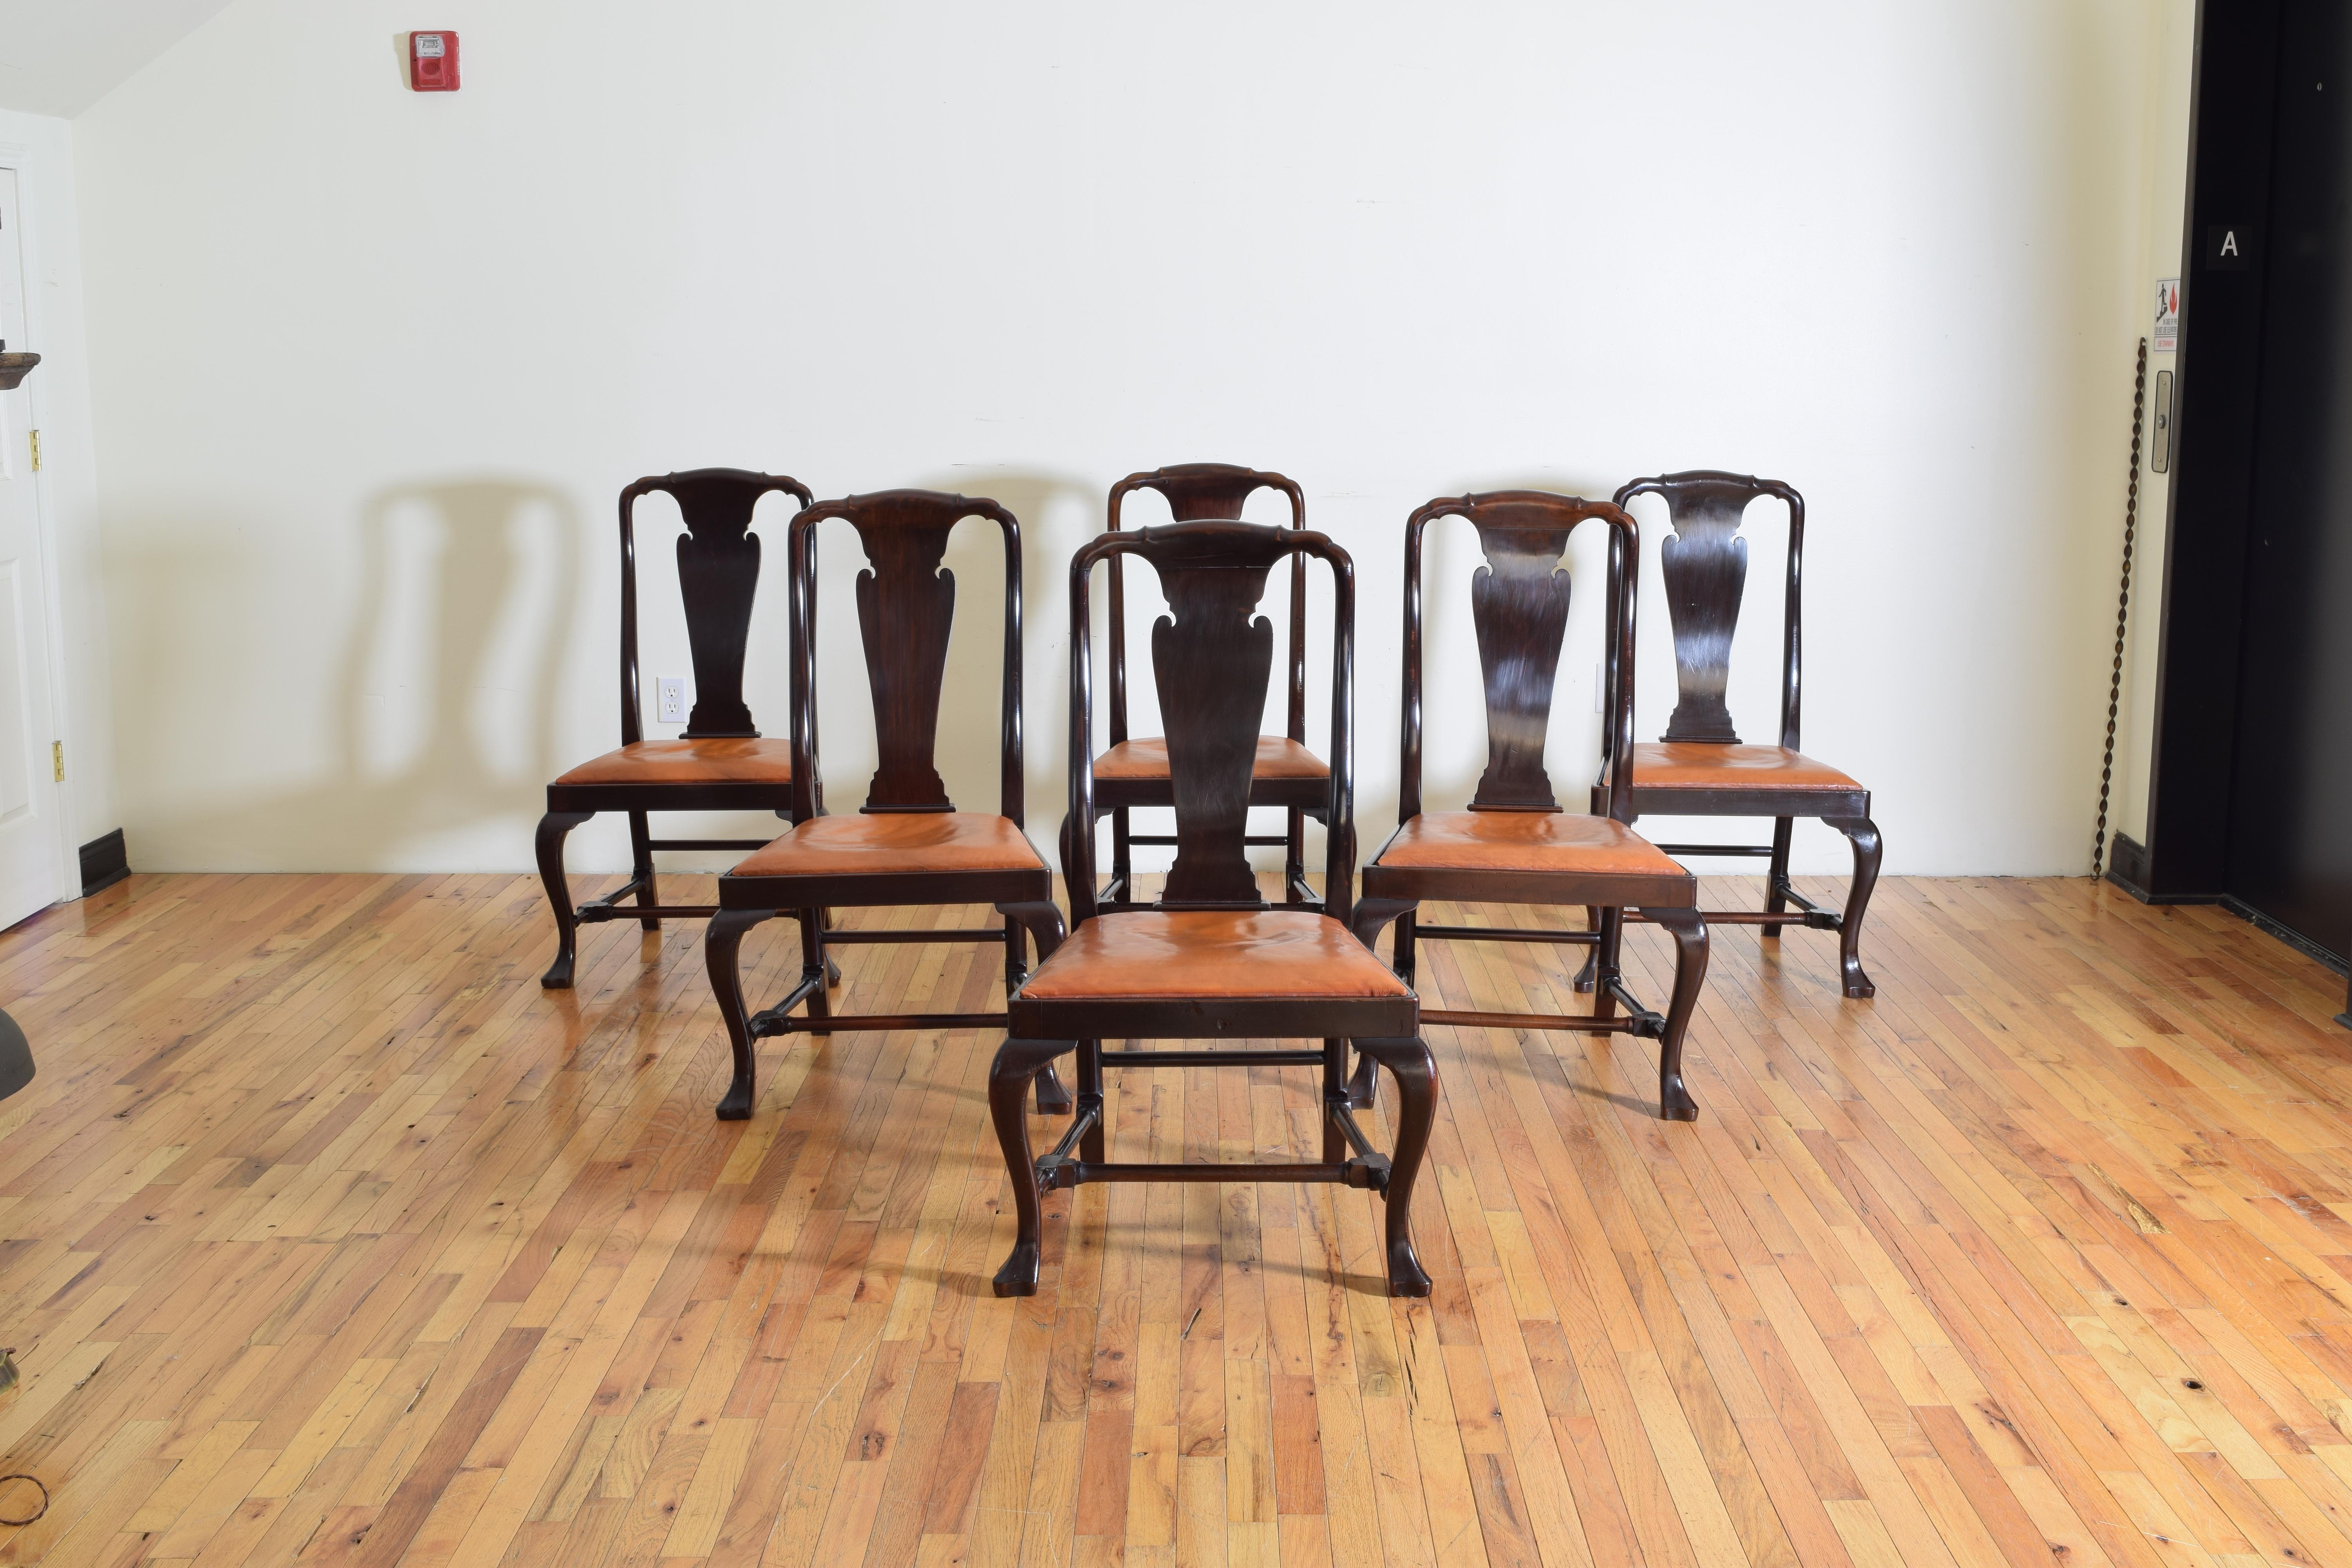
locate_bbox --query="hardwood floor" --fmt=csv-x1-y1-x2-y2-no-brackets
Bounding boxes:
0,871,2348,1566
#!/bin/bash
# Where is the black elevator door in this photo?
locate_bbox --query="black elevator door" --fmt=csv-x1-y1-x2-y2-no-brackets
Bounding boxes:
2229,0,2352,963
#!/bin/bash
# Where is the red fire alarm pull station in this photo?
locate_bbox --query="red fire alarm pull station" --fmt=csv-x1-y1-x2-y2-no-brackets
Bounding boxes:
408,31,458,91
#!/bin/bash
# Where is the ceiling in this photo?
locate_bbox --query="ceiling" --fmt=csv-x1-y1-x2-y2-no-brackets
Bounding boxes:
0,0,236,118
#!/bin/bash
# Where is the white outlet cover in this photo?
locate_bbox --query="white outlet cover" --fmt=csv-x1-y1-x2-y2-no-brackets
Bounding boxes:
657,677,687,724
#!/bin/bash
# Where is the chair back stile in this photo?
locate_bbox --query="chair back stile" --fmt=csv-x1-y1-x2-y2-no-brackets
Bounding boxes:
1104,466,1310,753
1067,521,1353,929
784,491,1026,828
1610,471,1804,751
1397,493,1641,830
616,470,814,746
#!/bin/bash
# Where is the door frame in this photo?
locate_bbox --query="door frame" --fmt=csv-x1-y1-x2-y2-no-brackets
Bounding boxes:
0,134,88,910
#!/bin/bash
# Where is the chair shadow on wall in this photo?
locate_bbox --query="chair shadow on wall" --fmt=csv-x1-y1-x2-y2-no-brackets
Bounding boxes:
108,477,582,884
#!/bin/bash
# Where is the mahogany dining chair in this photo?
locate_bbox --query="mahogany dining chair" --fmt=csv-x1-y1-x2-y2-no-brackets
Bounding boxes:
1584,471,1882,998
1080,465,1328,911
1354,491,1711,1121
703,490,1071,1121
995,520,1435,1298
536,470,817,990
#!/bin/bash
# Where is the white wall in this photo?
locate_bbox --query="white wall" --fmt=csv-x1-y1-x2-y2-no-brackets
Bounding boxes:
72,0,2170,878
0,106,113,867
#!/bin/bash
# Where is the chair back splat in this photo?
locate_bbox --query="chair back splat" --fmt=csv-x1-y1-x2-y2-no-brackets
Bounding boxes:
786,490,1025,824
1612,470,1805,750
1400,492,1639,824
619,469,814,743
1068,520,1353,925
1105,464,1308,751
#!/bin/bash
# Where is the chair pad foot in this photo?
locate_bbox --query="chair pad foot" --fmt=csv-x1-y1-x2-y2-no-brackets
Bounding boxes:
1386,1247,1432,1298
716,1074,755,1121
993,1241,1041,1297
1661,1074,1699,1122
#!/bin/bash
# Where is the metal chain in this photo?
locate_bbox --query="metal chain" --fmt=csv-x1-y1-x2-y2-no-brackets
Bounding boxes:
2092,337,2149,878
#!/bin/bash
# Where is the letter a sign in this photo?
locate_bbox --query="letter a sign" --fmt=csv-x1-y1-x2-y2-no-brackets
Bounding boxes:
2206,224,2256,271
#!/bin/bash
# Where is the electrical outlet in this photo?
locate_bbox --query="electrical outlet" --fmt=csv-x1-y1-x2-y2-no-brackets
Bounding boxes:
1593,663,1603,713
657,677,687,725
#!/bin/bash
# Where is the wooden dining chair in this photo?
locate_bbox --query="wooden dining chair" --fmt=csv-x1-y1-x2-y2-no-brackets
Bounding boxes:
1085,465,1328,911
704,490,1071,1121
996,520,1434,1299
536,469,815,990
1585,471,1882,999
1352,491,1711,1122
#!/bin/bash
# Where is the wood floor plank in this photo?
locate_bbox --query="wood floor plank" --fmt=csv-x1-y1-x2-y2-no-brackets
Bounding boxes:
4,872,2351,1566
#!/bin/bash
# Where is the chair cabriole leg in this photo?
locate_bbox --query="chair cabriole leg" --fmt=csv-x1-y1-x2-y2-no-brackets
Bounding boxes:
989,1037,1074,1297
1593,907,1625,1024
1826,814,1882,999
1285,806,1306,907
797,908,830,1021
1645,907,1708,1122
1111,804,1132,908
1003,917,1025,1005
1322,1038,1348,1162
1354,1034,1436,1297
535,811,593,989
707,907,773,1120
1572,906,1601,992
1763,815,1795,934
628,809,660,932
1347,897,1415,1109
1077,1042,1105,1161
998,898,1074,1114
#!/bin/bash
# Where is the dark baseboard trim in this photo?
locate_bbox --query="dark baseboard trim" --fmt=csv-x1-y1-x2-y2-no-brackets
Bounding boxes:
2105,834,2153,900
2219,895,2350,976
2104,835,2234,905
78,829,128,897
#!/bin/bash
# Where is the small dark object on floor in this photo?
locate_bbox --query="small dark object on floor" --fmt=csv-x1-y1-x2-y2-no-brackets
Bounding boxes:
0,1009,30,1103
0,1468,46,1526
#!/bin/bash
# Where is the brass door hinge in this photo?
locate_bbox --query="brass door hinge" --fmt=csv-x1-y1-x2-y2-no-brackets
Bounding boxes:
51,742,62,783
27,430,38,472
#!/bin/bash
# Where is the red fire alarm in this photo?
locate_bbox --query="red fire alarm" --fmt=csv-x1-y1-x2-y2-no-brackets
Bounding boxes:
408,31,459,91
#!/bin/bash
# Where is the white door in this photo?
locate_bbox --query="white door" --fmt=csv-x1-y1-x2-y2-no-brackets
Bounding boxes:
0,167,64,926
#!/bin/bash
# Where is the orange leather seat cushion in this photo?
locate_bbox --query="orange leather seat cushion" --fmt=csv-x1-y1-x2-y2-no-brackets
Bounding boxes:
556,737,794,786
1094,737,1328,781
1021,910,1410,1001
1375,811,1685,877
730,813,1043,877
1628,742,1859,791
